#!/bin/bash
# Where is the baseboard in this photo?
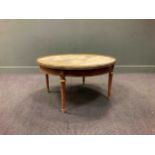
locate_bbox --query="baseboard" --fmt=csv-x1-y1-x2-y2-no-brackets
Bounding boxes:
115,65,155,73
0,66,39,73
0,65,155,73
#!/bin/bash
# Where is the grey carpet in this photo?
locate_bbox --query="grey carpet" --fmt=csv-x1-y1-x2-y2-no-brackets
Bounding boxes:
0,73,155,135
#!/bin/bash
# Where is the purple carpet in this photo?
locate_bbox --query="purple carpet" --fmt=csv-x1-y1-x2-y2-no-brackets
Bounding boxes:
0,73,155,134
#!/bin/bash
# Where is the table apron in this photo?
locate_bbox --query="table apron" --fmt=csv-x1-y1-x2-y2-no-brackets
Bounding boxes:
39,65,114,77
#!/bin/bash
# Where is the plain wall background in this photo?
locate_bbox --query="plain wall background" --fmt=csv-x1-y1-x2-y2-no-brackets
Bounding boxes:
0,19,155,71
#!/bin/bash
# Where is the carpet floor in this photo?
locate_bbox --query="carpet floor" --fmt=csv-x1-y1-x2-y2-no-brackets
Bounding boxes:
0,73,155,135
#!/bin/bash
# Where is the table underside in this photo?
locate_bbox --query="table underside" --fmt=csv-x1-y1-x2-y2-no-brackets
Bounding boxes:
39,64,115,112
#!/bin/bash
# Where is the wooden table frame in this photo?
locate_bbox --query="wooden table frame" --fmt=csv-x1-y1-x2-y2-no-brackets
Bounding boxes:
39,64,115,112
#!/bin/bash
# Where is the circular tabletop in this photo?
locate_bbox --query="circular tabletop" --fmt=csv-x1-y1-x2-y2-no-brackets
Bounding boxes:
37,54,116,70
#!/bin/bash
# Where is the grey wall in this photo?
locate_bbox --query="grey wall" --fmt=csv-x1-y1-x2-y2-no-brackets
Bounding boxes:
0,19,155,71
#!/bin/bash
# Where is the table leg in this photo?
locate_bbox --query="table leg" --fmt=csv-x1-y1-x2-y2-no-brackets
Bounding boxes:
108,71,113,98
60,75,66,112
82,76,85,85
45,74,50,92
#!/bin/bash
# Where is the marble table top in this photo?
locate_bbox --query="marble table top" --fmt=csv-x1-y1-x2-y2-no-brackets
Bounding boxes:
37,54,116,70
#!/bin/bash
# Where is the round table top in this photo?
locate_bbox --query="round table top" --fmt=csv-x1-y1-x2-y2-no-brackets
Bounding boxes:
37,54,116,70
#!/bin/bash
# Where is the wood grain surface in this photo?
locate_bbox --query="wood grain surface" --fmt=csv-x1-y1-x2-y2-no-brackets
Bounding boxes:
37,54,116,70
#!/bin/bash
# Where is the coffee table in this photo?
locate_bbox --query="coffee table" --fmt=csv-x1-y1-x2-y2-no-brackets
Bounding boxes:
37,54,116,112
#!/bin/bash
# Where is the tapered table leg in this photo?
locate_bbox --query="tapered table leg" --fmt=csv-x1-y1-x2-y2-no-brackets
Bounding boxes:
82,76,85,85
60,75,66,112
45,74,50,92
108,71,113,98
